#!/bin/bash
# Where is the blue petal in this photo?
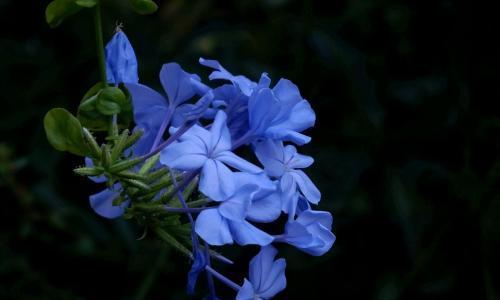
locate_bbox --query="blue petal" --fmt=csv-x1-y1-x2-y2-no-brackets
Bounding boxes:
159,63,199,107
265,99,315,145
288,152,314,169
288,210,336,256
187,249,206,294
199,159,235,201
199,58,256,96
290,170,321,204
126,83,168,130
130,125,157,156
195,208,233,245
218,185,253,221
279,173,299,217
228,220,274,246
89,185,129,219
105,31,139,84
248,246,286,298
248,88,281,137
209,110,232,153
253,139,286,178
258,257,286,299
284,220,313,247
247,191,282,223
236,279,255,300
216,151,262,174
160,140,207,171
172,90,214,127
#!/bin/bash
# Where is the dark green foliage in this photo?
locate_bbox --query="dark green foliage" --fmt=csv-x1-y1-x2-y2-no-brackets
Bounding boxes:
1,1,499,299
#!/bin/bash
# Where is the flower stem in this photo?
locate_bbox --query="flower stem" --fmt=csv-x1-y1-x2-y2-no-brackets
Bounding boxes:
205,266,241,291
150,106,174,152
204,242,217,298
93,3,107,86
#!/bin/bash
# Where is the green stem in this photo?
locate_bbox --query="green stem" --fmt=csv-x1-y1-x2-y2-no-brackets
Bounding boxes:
93,3,107,86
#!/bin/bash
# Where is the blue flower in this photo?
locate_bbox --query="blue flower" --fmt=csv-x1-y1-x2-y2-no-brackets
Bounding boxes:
282,209,335,256
126,63,210,154
160,110,262,200
236,246,286,300
194,173,277,246
247,79,316,145
105,30,139,84
199,58,316,145
254,139,320,218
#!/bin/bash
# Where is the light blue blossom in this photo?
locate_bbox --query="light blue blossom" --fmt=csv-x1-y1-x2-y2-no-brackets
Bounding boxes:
160,110,262,200
105,30,139,84
247,79,316,145
282,209,335,256
126,63,210,154
199,58,316,146
254,139,320,218
194,173,277,246
236,246,286,300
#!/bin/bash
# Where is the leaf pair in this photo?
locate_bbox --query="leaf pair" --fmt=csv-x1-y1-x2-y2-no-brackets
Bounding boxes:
77,83,133,132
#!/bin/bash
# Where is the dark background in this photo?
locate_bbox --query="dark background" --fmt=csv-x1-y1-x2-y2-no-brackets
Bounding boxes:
1,0,499,299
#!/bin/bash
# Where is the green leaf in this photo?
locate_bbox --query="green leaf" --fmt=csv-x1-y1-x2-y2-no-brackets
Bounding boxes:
75,0,98,8
77,83,133,131
130,0,158,15
44,108,89,156
45,0,83,28
96,87,126,115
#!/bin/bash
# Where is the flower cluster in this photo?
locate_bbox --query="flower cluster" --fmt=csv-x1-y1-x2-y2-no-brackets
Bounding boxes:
87,30,336,299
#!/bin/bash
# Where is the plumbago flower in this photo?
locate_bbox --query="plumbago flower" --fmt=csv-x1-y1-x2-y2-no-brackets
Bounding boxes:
236,246,286,300
53,29,334,300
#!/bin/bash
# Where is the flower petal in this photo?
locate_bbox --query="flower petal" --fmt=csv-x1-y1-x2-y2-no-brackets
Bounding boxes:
216,151,262,174
199,58,256,96
228,220,274,246
258,258,286,299
199,159,235,201
89,185,129,219
253,139,286,178
247,191,282,223
105,31,138,84
159,63,198,107
195,208,233,246
209,110,231,153
290,170,321,204
236,279,255,300
248,245,286,299
126,83,168,129
218,185,253,221
160,141,207,171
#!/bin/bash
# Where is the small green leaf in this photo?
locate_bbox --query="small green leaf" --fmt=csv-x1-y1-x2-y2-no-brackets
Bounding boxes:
74,167,104,176
44,108,89,156
75,0,98,8
96,87,126,115
45,0,83,28
78,83,133,131
130,0,158,15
